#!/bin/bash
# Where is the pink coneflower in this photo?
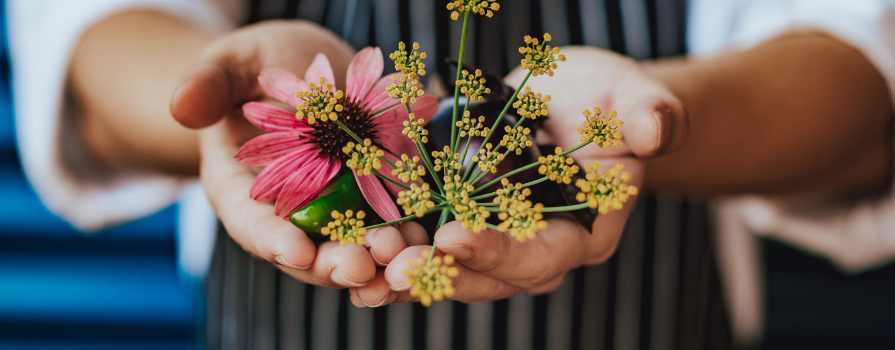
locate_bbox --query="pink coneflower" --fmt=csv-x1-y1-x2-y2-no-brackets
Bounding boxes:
235,47,437,221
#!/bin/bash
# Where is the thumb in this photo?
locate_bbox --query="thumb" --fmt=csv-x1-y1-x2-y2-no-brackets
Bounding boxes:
619,93,688,158
171,58,259,129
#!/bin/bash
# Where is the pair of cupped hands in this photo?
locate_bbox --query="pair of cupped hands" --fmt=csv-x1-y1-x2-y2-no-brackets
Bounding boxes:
171,21,686,307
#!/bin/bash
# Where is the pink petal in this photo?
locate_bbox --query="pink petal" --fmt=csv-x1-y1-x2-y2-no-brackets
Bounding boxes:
304,53,336,91
373,95,439,135
274,159,341,217
346,47,384,102
258,69,307,106
242,102,312,133
354,169,402,222
376,127,419,160
362,73,402,113
250,148,320,201
235,132,311,166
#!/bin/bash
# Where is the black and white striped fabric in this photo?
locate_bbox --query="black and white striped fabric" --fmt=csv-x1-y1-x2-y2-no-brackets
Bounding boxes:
204,1,733,349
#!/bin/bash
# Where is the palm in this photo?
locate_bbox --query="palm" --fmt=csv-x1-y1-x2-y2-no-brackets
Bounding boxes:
172,20,428,290
506,46,685,161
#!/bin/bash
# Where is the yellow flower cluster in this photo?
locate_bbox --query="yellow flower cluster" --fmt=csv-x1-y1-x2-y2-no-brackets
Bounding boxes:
432,146,462,174
456,112,490,138
512,86,550,119
443,174,475,204
397,183,435,218
442,175,490,233
402,113,429,143
578,107,623,149
447,0,499,20
295,77,344,124
342,139,384,176
391,154,427,183
472,143,505,174
455,200,490,233
538,147,580,185
457,69,491,102
500,125,533,155
493,178,531,211
575,162,639,214
496,200,547,242
321,210,367,246
405,250,459,307
519,33,566,77
388,42,427,105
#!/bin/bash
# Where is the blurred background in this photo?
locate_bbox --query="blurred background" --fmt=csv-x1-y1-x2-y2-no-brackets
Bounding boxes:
2,0,894,349
0,3,202,348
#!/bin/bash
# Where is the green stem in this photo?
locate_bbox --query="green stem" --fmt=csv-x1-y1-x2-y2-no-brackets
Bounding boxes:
470,192,497,201
469,148,513,185
479,71,532,150
334,120,363,144
481,114,527,162
450,13,471,153
452,103,470,152
471,162,538,195
459,133,473,171
522,176,550,188
558,141,590,156
372,104,398,116
334,119,398,169
427,208,453,263
416,141,442,191
468,176,550,203
373,169,410,191
541,202,590,213
470,141,590,195
461,71,532,184
366,205,447,230
402,103,443,193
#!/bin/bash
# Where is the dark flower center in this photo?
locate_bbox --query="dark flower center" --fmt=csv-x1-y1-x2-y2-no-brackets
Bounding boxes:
307,97,379,160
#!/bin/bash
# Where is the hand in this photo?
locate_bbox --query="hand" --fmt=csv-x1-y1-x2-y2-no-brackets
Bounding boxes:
349,46,686,305
171,20,422,288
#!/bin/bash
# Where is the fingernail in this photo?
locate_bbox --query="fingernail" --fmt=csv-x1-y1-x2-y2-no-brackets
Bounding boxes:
387,280,410,292
655,109,686,155
331,267,367,287
276,255,310,270
436,243,474,260
350,291,366,308
360,292,395,308
370,250,387,266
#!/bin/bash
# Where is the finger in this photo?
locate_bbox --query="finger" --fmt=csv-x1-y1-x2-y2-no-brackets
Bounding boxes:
271,240,377,288
433,219,589,289
582,158,644,264
199,121,316,269
399,221,429,246
527,273,567,295
200,121,375,287
612,84,688,158
349,287,365,307
384,246,522,304
352,269,398,307
364,226,407,266
308,241,376,288
171,54,260,129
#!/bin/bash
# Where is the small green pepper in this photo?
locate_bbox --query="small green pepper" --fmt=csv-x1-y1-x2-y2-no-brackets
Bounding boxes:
289,171,366,238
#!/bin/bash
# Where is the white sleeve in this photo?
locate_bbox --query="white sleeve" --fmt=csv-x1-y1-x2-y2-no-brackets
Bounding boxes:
689,0,895,272
7,0,239,232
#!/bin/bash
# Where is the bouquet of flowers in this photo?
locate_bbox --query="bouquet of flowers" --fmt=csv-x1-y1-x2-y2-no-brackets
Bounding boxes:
236,0,637,307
